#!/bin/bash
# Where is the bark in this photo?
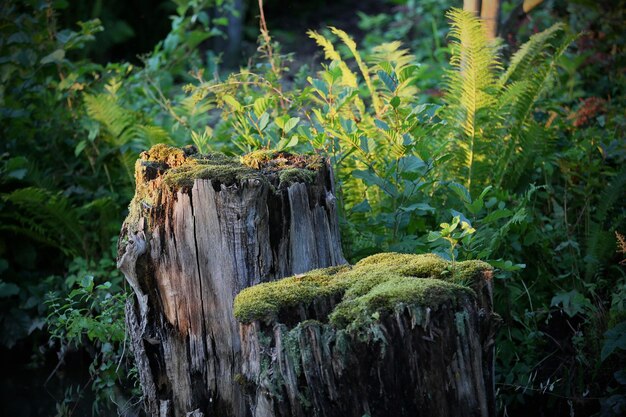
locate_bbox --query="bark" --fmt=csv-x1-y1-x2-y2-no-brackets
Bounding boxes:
464,0,501,40
117,146,346,417
238,268,500,417
481,0,501,40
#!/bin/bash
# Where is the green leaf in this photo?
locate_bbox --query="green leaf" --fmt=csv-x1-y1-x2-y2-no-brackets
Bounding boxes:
352,199,371,213
390,96,401,108
309,78,328,97
353,170,398,198
466,198,483,215
551,290,593,318
489,259,525,271
374,119,390,130
377,70,397,92
74,140,87,156
40,49,65,65
275,115,288,130
258,113,269,131
80,275,95,291
283,117,300,133
400,203,435,213
448,182,471,203
280,135,298,150
601,321,626,361
481,209,514,224
427,231,442,242
0,281,19,298
8,32,30,44
212,17,229,26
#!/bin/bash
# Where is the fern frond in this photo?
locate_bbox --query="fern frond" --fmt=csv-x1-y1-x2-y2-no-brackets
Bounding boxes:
307,30,358,88
494,28,575,187
499,23,566,87
370,42,419,99
1,187,85,255
329,27,382,115
443,8,500,192
138,125,173,147
585,167,626,279
84,93,135,146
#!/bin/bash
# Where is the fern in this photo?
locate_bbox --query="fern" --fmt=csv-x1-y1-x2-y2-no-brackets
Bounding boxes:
443,10,575,192
329,27,382,115
494,26,575,187
307,29,358,88
369,42,419,100
84,91,173,182
584,167,626,280
499,23,566,87
0,187,85,255
443,8,501,193
84,93,135,147
308,28,383,115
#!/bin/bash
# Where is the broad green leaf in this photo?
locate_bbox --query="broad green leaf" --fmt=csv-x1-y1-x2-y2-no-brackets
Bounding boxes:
352,199,371,213
601,321,626,361
448,182,471,203
399,203,435,213
374,119,390,130
309,78,328,97
482,209,514,224
275,115,288,130
353,170,398,198
74,140,87,156
282,135,298,149
258,113,269,131
489,259,526,271
551,290,593,318
0,281,19,298
40,49,65,65
427,231,442,242
377,70,397,92
283,117,300,133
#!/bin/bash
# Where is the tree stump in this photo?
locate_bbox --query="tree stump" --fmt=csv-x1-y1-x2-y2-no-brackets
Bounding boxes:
235,253,501,417
117,145,346,417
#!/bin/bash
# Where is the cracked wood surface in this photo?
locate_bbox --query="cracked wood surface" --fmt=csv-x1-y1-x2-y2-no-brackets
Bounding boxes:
118,150,345,417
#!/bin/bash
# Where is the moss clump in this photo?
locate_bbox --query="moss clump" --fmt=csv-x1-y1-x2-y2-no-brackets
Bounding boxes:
278,168,317,187
163,161,260,189
234,265,350,324
234,253,491,329
240,149,280,169
137,145,324,190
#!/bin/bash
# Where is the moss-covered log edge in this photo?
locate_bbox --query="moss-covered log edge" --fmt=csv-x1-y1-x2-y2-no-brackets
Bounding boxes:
234,252,492,330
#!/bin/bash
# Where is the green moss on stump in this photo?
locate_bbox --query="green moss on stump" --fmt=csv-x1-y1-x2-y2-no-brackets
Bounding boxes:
278,168,317,186
123,145,325,234
137,144,322,190
234,253,492,328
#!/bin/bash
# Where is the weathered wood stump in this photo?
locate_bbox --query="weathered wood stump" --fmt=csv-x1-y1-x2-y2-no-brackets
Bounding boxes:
235,253,501,417
117,145,346,417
